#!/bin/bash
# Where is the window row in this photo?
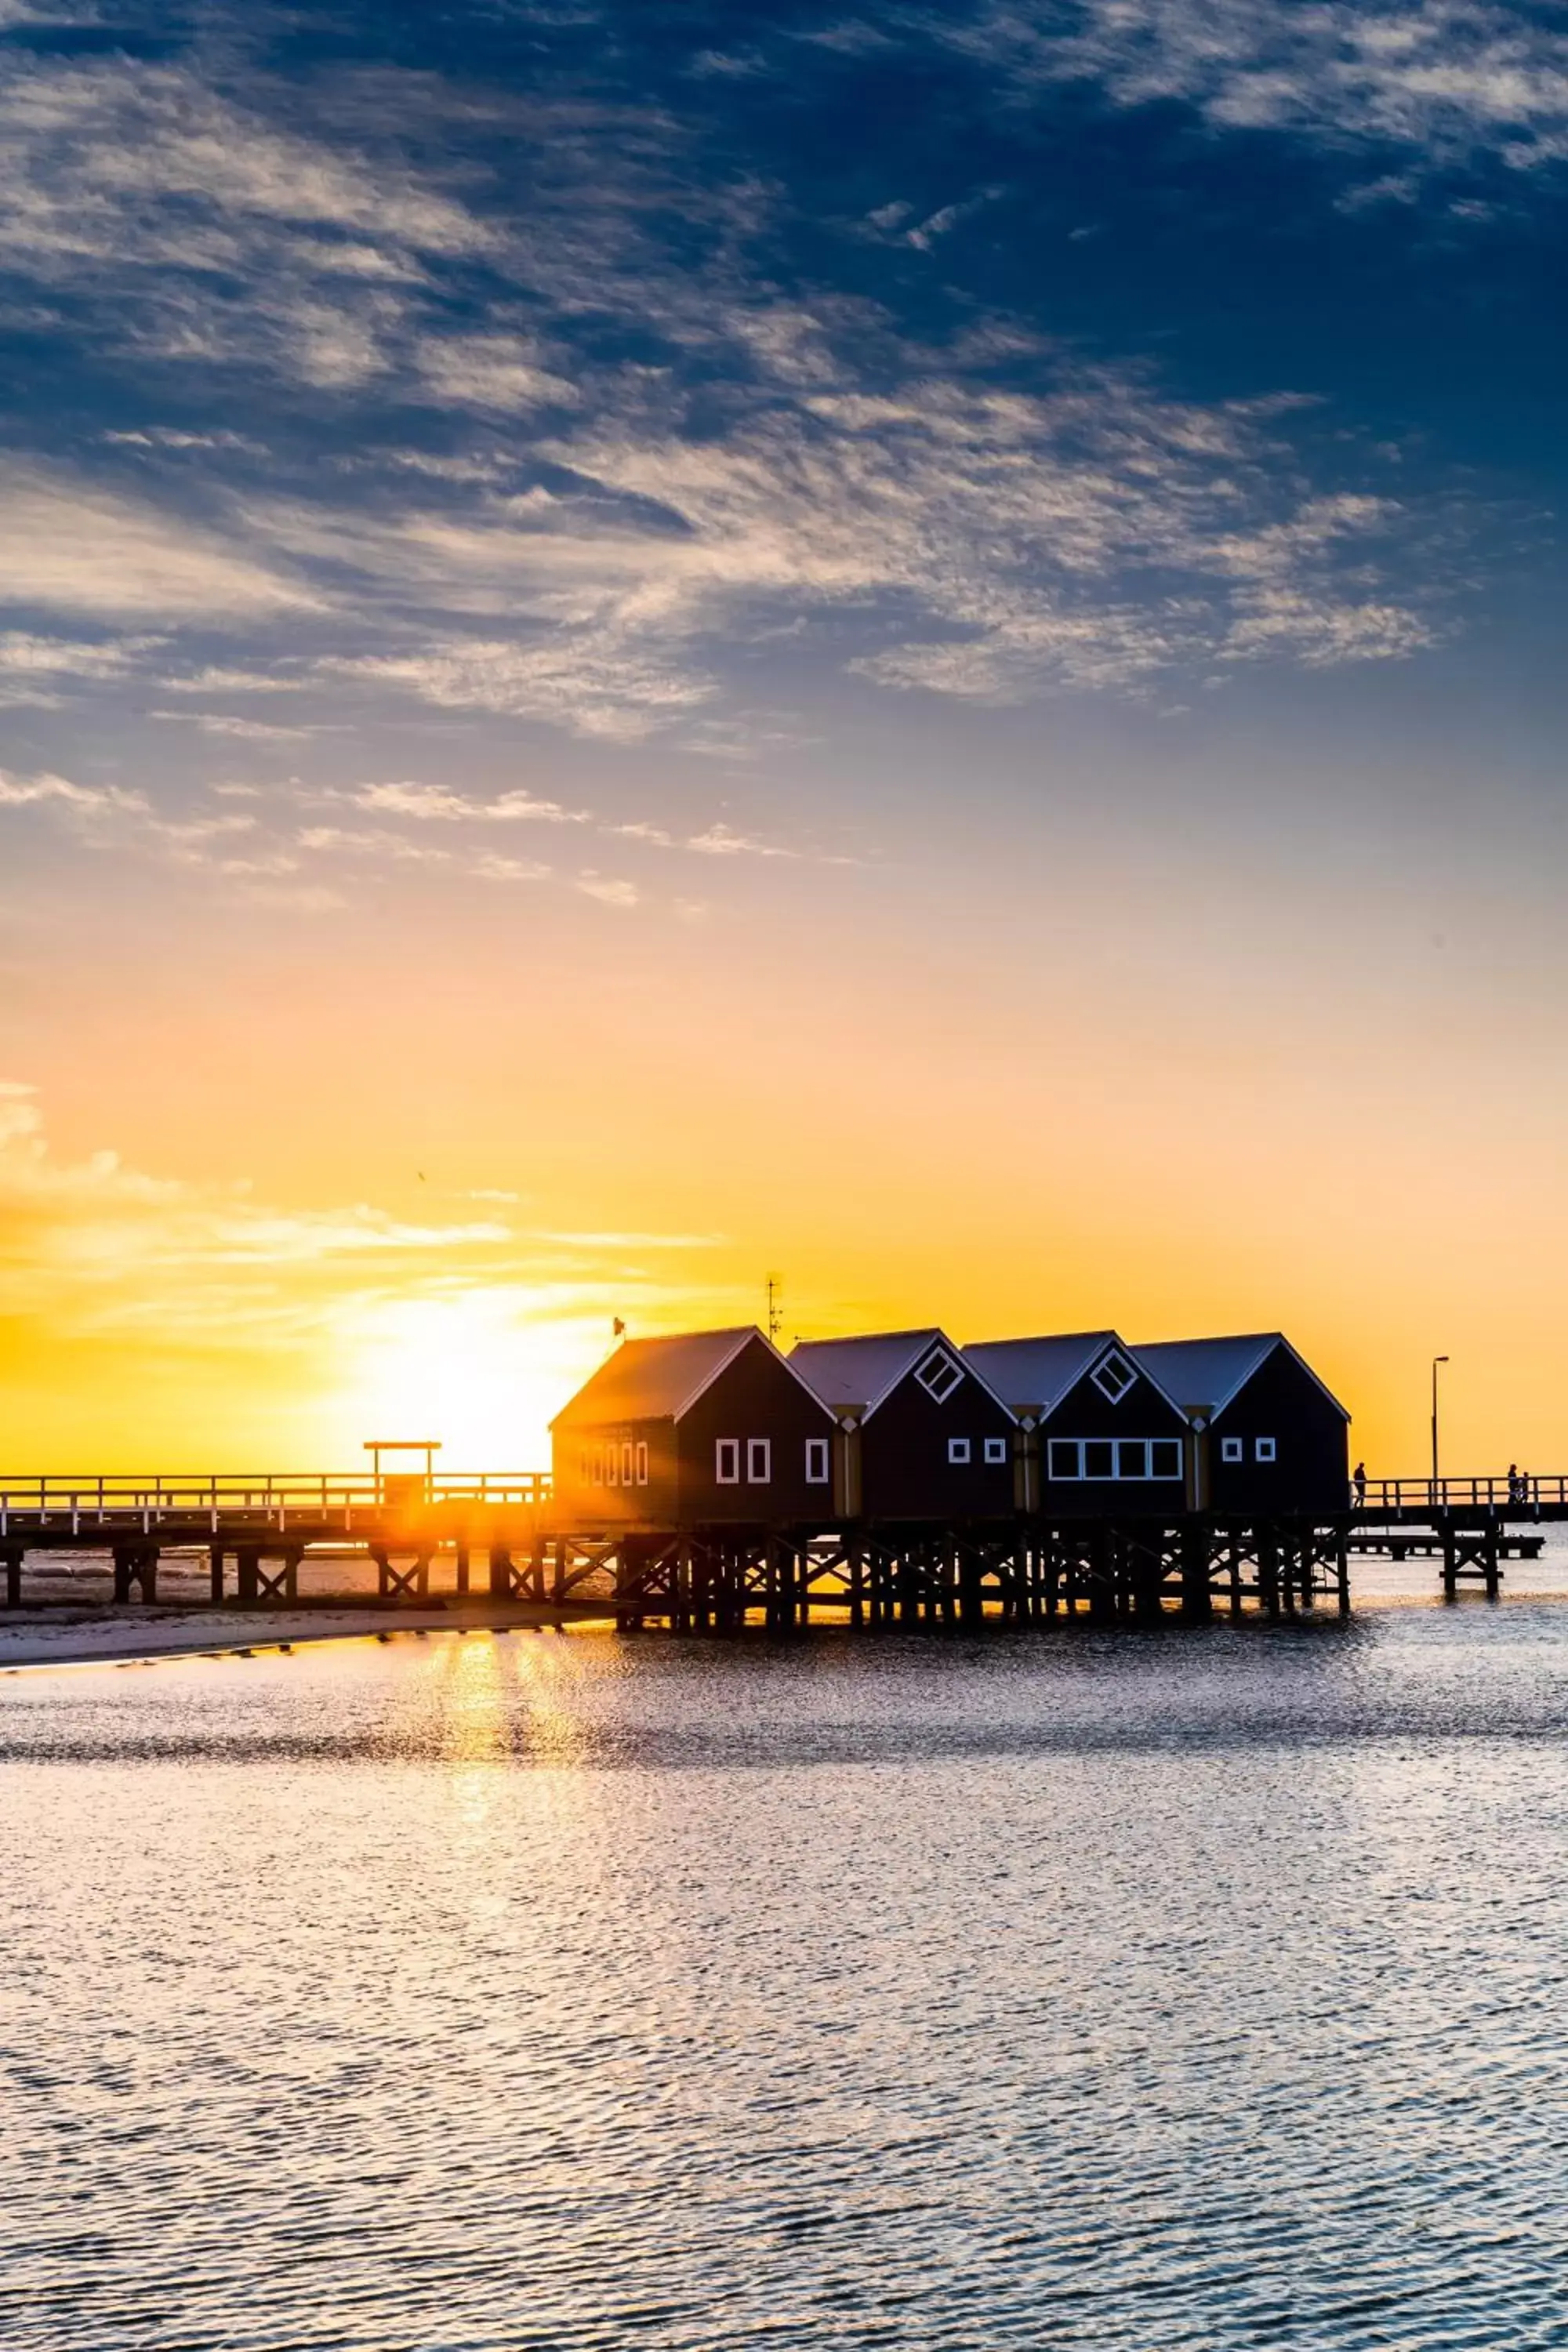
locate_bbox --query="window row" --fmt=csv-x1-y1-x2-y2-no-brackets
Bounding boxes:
586,1441,649,1488
1048,1437,1184,1483
947,1437,1010,1465
1221,1436,1276,1463
714,1436,833,1486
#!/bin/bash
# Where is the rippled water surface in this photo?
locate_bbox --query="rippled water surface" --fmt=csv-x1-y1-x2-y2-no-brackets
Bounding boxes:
5,1609,1568,2350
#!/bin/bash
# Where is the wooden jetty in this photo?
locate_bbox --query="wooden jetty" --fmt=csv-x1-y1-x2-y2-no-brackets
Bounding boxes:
0,1468,1559,1629
1351,1475,1566,1600
0,1474,1352,1624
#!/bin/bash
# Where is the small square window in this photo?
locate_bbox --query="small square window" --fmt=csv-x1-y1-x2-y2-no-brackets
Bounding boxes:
948,1436,971,1465
1091,1349,1137,1405
635,1442,648,1486
984,1436,1007,1465
914,1345,964,1405
747,1437,771,1483
1221,1436,1243,1464
1256,1436,1277,1464
805,1437,830,1484
716,1438,740,1485
1047,1439,1080,1480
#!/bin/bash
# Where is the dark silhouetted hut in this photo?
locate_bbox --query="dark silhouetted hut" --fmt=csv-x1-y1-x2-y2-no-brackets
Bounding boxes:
550,1327,837,1527
789,1329,1017,1520
964,1330,1190,1514
1132,1334,1350,1515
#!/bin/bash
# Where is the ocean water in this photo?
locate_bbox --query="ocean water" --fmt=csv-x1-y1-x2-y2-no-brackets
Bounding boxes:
4,1606,1568,2350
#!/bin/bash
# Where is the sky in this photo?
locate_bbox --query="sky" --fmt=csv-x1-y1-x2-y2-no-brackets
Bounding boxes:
2,0,1567,1471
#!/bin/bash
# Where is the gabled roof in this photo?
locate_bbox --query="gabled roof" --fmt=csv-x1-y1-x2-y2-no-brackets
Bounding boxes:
962,1330,1123,1417
551,1327,801,1429
790,1328,1017,1424
1131,1334,1350,1422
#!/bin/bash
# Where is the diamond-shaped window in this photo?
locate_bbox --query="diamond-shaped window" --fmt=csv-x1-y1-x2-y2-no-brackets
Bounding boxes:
1091,1348,1137,1405
914,1345,964,1405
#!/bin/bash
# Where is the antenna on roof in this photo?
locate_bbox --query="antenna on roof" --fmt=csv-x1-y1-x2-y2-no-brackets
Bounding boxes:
765,1272,783,1346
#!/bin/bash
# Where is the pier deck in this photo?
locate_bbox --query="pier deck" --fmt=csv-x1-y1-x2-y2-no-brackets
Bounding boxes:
1,1474,1559,1624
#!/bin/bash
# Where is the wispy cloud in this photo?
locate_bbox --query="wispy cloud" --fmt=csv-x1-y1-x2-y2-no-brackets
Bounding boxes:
0,463,314,622
342,780,592,824
942,2,1568,177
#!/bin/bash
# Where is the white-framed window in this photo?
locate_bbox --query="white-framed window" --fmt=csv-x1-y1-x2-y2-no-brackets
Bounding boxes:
747,1437,771,1484
1221,1436,1244,1464
1256,1436,1277,1463
1047,1437,1185,1482
1091,1348,1138,1406
621,1441,635,1487
592,1446,604,1486
914,1345,964,1405
635,1442,649,1486
948,1436,971,1465
716,1438,740,1485
805,1437,830,1484
984,1436,1008,1465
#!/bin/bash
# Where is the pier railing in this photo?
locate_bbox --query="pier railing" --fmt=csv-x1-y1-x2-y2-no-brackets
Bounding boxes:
0,1473,551,1539
1353,1475,1567,1514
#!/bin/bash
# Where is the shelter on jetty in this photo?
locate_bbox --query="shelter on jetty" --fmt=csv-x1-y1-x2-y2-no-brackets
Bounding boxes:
1131,1334,1349,1516
789,1329,1016,1519
963,1331,1189,1515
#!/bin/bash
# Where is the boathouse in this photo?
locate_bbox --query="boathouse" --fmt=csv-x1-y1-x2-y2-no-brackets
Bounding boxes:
964,1331,1190,1515
1131,1334,1350,1515
550,1327,838,1528
789,1329,1017,1520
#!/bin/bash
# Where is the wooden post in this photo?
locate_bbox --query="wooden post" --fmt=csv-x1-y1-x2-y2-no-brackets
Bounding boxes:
1258,1525,1279,1619
1087,1524,1115,1621
1336,1530,1351,1617
1180,1523,1213,1621
848,1537,865,1630
209,1545,225,1605
454,1543,470,1598
1131,1537,1163,1624
1441,1518,1457,1602
488,1544,514,1599
1042,1533,1060,1619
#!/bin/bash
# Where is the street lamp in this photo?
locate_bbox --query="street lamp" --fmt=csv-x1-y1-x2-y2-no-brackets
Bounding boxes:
1431,1356,1450,1497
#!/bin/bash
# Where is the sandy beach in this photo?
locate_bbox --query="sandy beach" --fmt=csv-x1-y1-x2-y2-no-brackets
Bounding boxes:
0,1599,619,1672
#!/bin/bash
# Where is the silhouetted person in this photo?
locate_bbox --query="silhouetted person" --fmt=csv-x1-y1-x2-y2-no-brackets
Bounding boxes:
1507,1462,1527,1504
1352,1461,1367,1508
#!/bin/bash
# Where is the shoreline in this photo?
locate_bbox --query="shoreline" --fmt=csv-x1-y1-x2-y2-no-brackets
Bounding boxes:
0,1600,615,1672
5,1584,1568,1671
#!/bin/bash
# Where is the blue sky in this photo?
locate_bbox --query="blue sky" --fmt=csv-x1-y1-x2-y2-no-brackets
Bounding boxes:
2,0,1568,1463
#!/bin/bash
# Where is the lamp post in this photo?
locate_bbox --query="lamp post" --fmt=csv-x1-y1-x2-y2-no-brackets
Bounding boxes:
1431,1356,1449,1500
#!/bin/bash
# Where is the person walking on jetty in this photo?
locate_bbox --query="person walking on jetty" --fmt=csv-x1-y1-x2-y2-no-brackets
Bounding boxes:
1351,1461,1367,1508
1508,1463,1527,1504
